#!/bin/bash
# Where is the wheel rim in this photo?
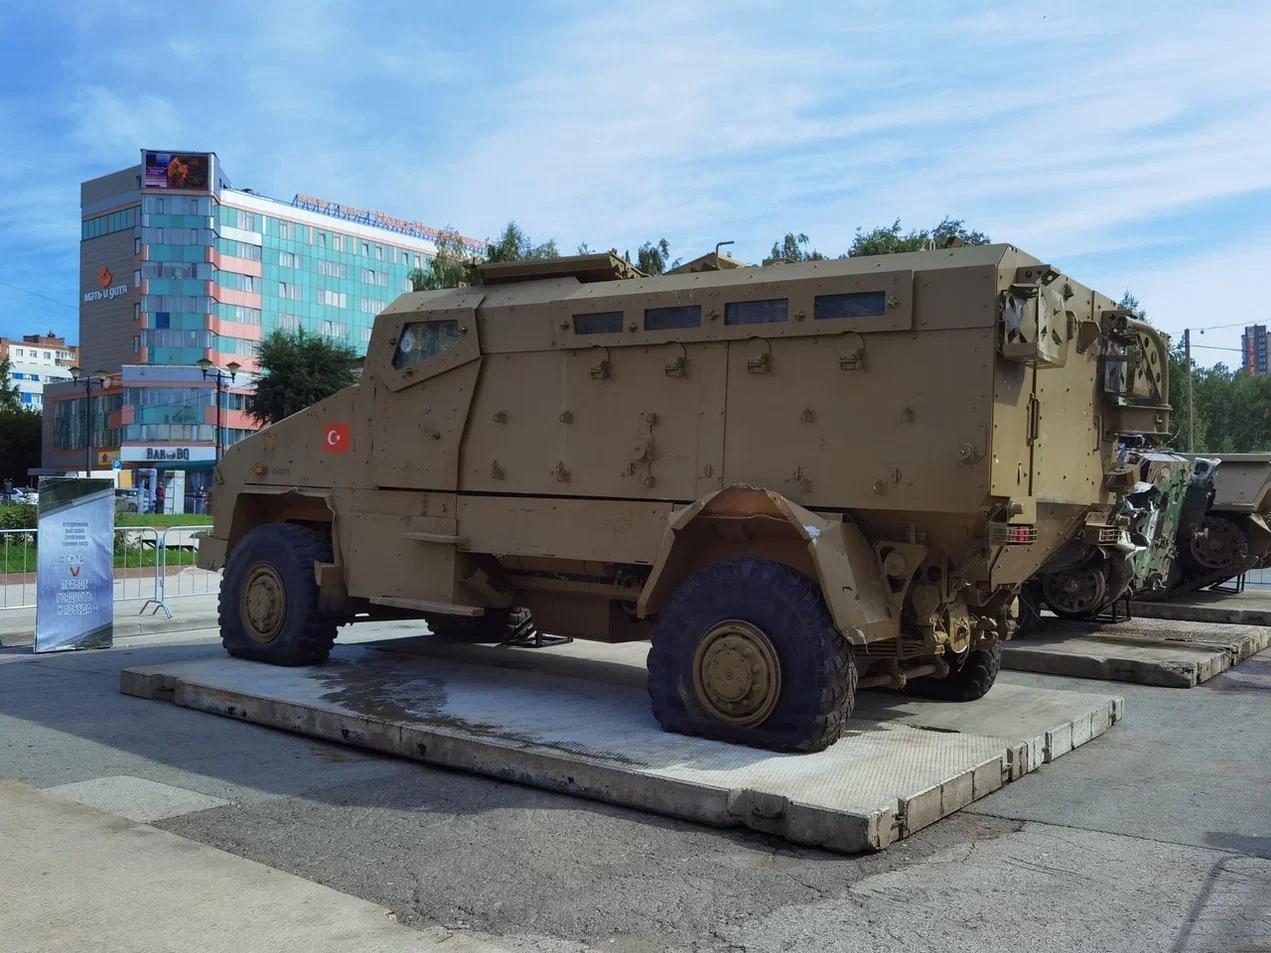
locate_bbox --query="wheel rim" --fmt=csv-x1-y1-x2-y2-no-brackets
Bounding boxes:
1189,516,1246,571
692,620,782,726
241,563,286,643
1042,566,1107,615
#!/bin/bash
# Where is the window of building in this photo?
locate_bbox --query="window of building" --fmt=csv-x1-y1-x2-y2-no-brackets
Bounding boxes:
237,211,257,232
134,269,142,288
363,327,373,343
645,305,702,330
317,231,326,247
375,245,384,260
135,237,141,254
392,320,459,369
813,291,886,320
333,235,343,252
724,298,788,326
319,289,347,308
360,241,369,256
279,250,297,268
319,260,347,278
573,311,624,335
278,221,294,240
279,281,299,300
277,314,301,331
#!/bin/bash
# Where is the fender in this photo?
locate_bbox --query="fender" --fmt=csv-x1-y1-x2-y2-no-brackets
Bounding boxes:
636,485,898,645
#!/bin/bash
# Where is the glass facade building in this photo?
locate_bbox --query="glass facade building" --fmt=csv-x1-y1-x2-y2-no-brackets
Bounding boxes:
42,148,482,512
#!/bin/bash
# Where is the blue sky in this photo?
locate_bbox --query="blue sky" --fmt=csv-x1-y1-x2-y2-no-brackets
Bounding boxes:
1,0,1269,366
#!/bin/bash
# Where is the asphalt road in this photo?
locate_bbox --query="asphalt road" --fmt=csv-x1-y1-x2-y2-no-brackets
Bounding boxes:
1,624,1268,953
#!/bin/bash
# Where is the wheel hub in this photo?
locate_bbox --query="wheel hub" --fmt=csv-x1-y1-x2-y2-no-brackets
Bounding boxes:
692,620,781,726
1190,516,1245,571
242,563,286,643
1042,565,1107,615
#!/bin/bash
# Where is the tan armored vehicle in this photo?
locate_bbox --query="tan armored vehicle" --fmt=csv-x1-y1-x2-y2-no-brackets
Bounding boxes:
199,246,1169,752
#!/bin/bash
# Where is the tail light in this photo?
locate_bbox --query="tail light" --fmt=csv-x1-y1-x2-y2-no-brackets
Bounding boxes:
990,523,1037,545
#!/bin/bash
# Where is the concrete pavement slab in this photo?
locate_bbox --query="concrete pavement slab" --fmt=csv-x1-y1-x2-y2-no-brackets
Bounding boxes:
0,777,511,952
45,774,230,822
1134,585,1271,626
1003,616,1270,686
120,637,1121,853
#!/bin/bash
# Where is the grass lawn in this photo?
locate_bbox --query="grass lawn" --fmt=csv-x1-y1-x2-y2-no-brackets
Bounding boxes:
0,538,199,573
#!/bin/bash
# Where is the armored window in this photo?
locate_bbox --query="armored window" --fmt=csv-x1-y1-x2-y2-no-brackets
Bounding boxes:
725,299,787,325
392,320,460,369
573,311,623,334
814,291,886,320
644,305,701,330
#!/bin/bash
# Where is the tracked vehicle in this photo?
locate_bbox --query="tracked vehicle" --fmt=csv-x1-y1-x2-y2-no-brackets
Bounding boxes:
199,246,1169,752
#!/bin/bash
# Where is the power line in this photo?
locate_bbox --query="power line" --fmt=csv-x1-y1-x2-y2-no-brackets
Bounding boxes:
0,280,77,312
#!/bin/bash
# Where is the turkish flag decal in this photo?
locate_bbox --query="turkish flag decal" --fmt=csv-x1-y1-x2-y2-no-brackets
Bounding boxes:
323,423,351,453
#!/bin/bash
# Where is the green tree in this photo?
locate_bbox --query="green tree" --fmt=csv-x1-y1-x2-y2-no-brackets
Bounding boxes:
0,407,42,484
486,220,560,263
0,356,21,413
625,238,681,276
848,217,990,257
768,232,825,262
1117,291,1147,321
247,329,359,426
408,227,478,291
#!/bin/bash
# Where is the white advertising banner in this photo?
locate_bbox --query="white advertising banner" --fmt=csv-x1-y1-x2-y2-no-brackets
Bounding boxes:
34,478,115,653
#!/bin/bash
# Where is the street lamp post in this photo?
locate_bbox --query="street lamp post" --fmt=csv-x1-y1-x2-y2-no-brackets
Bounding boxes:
197,359,241,464
68,366,109,476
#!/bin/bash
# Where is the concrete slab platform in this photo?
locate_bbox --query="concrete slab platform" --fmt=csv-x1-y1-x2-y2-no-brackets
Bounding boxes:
1003,616,1271,687
120,636,1121,853
1133,586,1271,626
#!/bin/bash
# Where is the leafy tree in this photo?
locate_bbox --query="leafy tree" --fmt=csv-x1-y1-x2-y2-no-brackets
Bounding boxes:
486,221,560,263
0,407,42,485
0,357,21,413
626,239,682,276
848,217,990,257
408,227,479,291
768,232,825,262
247,329,359,426
1117,291,1147,322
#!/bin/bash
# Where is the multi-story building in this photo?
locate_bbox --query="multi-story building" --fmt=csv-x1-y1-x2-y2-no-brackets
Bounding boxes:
1242,324,1269,376
0,333,79,410
41,149,481,511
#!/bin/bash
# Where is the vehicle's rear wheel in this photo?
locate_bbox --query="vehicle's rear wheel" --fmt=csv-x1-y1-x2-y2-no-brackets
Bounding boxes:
1016,585,1043,636
647,558,856,753
905,640,1001,702
220,523,338,666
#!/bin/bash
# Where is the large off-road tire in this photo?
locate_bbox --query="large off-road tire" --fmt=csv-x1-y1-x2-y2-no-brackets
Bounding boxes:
647,559,856,753
905,640,1001,702
426,608,520,642
220,523,338,666
1016,585,1043,636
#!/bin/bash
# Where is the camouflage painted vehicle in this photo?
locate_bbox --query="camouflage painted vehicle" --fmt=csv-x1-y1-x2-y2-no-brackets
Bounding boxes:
198,247,1169,752
1022,449,1193,623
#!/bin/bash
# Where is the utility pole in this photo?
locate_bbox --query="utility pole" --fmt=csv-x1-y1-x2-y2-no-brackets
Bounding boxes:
1183,328,1195,452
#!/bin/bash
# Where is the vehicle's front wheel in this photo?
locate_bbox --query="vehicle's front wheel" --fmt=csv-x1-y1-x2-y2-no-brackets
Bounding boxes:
220,523,338,666
647,559,856,753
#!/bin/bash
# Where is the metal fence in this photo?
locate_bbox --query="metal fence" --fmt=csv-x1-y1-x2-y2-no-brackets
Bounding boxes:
0,525,221,617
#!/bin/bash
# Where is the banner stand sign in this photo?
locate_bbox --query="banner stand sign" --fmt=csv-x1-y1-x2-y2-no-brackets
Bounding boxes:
34,478,115,653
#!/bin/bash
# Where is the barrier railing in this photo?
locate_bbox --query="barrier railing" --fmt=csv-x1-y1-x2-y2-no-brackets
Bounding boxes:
1,526,165,613
148,525,222,618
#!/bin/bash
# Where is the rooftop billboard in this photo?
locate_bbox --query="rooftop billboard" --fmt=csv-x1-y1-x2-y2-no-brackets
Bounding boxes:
143,151,211,191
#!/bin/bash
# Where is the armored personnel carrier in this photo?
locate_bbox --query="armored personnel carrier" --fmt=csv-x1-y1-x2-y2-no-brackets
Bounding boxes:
198,246,1169,752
